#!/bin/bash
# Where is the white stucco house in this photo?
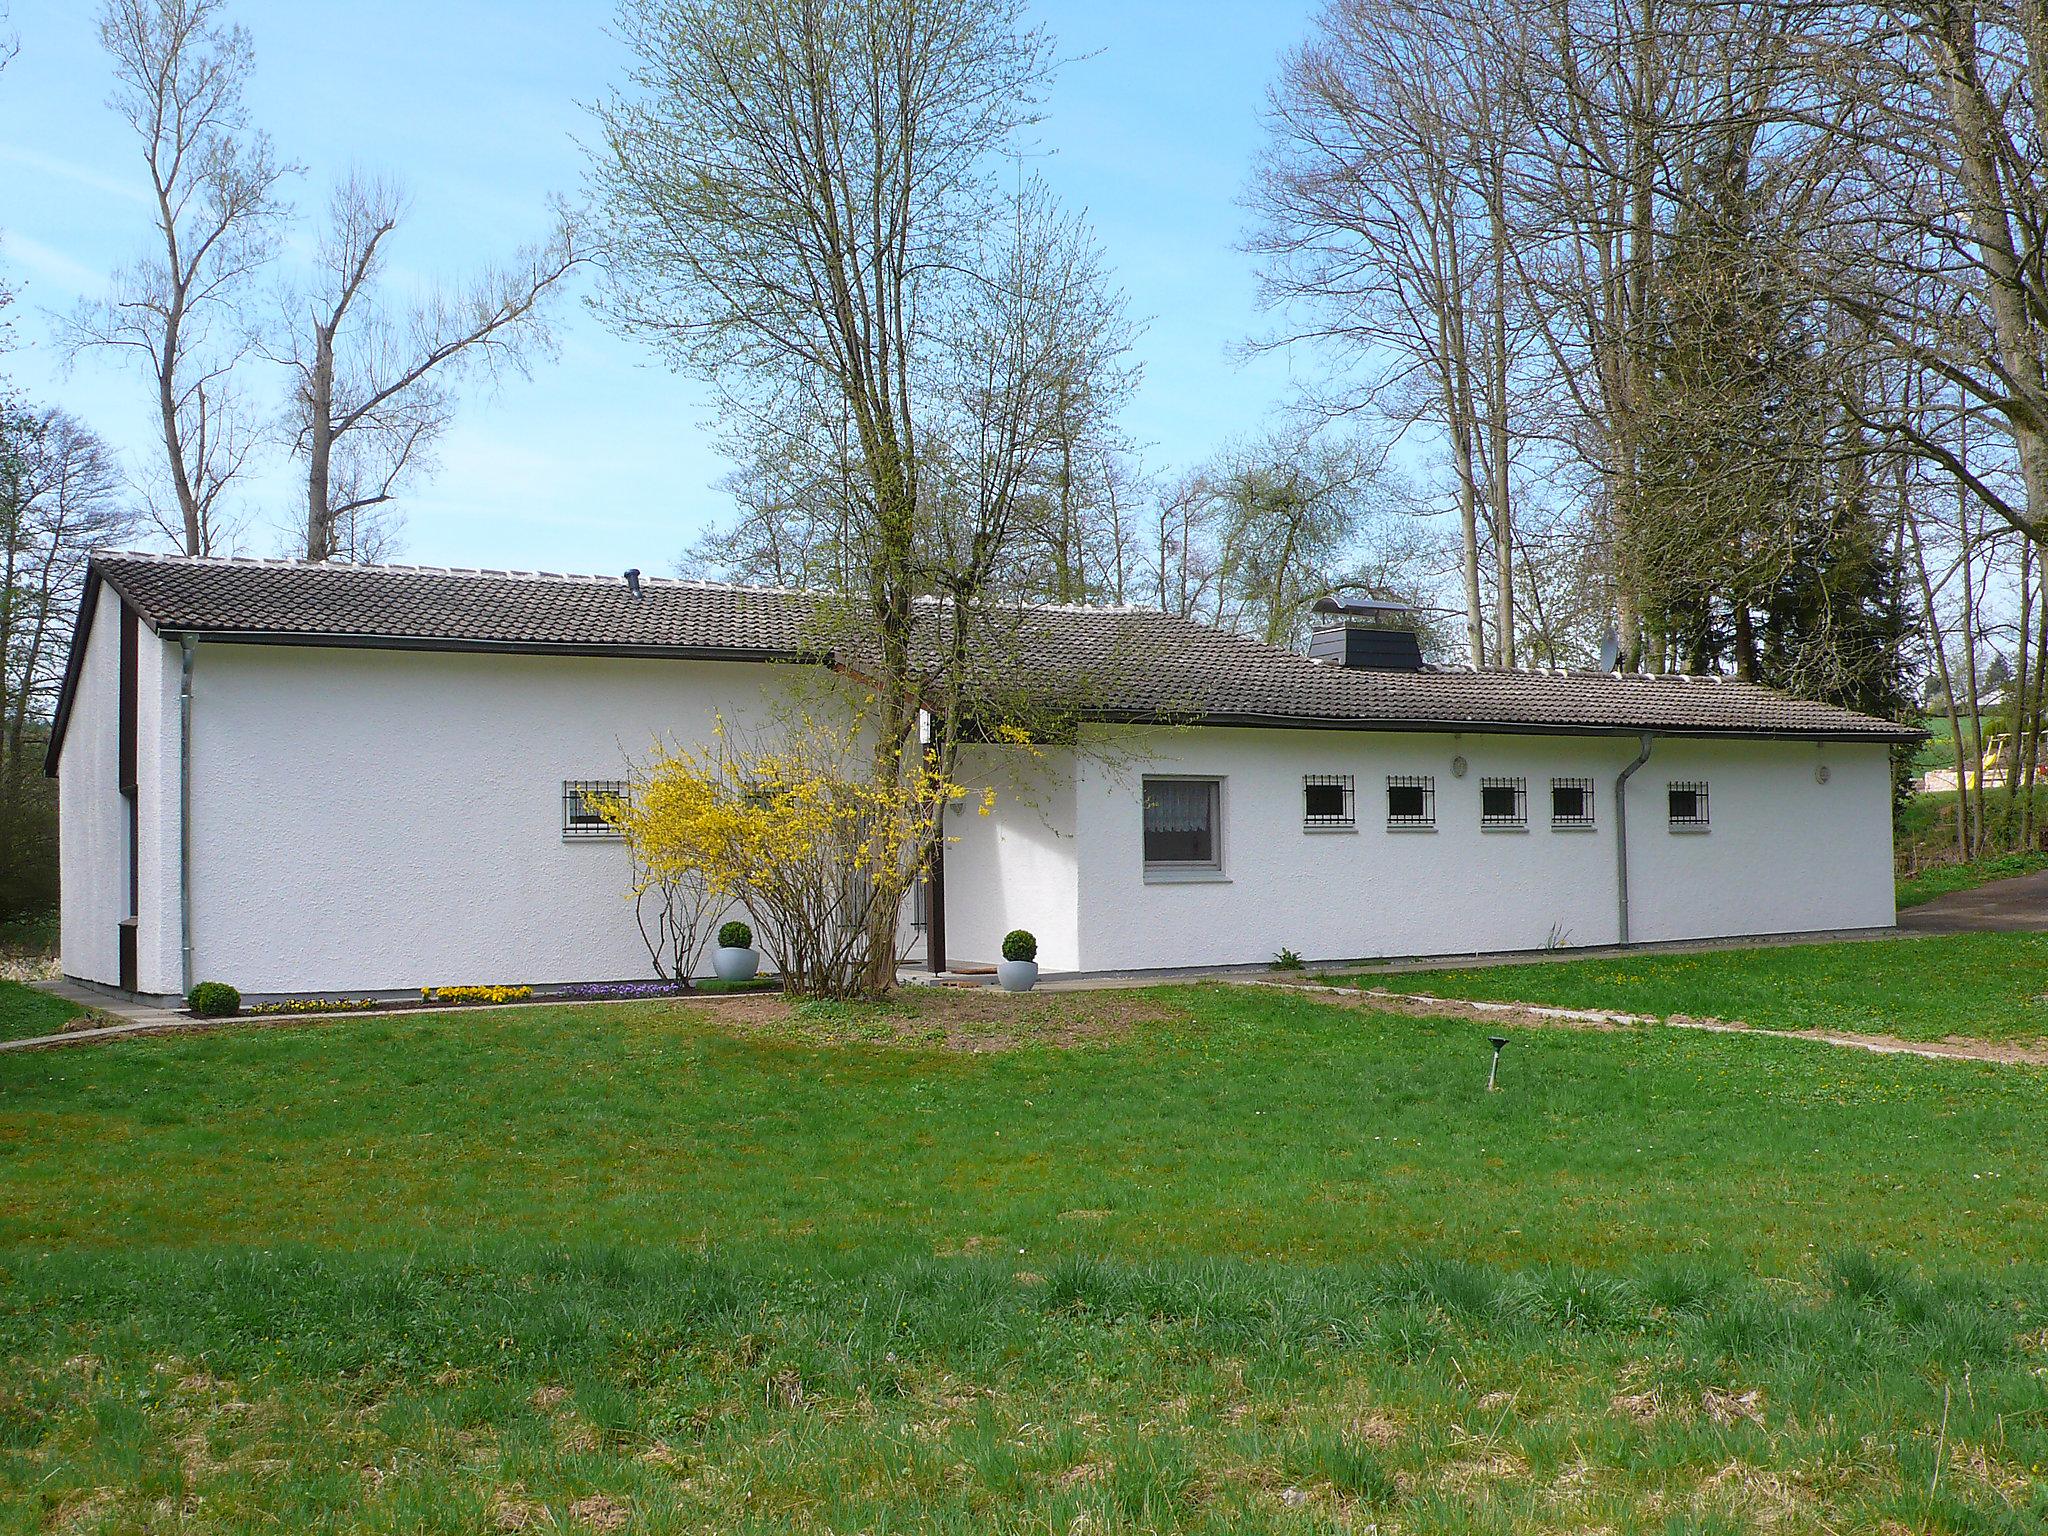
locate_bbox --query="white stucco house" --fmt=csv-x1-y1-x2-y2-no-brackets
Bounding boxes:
46,553,1918,1002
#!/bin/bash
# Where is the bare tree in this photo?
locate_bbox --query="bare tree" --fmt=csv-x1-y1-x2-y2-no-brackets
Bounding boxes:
1795,3,2048,547
1251,0,1524,666
595,0,1133,993
276,173,583,561
64,0,291,554
0,406,140,915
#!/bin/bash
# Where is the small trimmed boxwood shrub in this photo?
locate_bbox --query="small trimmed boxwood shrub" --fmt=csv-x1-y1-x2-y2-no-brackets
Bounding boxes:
1001,929,1037,963
719,920,754,949
187,981,241,1017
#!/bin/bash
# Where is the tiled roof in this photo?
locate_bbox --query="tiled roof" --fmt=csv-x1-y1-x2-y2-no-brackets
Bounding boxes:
87,553,1920,741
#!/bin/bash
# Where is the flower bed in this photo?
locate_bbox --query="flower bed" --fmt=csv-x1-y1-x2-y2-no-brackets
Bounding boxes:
554,980,690,1001
247,997,379,1016
421,985,533,1005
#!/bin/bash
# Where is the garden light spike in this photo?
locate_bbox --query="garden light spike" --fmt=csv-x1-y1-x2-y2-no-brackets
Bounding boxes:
1486,1035,1508,1092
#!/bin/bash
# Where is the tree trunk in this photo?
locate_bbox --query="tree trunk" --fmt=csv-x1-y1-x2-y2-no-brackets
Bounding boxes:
306,325,335,560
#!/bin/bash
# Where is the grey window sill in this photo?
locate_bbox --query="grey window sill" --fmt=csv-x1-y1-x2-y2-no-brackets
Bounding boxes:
1144,867,1231,884
563,833,625,843
1668,825,1712,835
1303,824,1358,835
1385,823,1437,833
1480,823,1528,833
1550,822,1598,833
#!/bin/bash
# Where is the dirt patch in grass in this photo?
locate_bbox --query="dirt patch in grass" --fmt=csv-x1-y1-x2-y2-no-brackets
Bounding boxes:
698,986,1178,1051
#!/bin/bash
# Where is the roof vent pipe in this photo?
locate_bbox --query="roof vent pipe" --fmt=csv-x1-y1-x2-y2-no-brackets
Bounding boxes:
624,568,642,598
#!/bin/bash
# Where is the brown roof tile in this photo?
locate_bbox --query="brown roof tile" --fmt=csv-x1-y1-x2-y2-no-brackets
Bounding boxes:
88,553,1920,742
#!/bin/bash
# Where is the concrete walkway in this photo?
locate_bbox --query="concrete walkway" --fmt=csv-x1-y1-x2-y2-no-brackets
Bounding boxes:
1897,868,2048,934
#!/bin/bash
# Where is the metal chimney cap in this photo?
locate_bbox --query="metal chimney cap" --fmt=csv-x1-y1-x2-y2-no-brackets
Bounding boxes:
1311,596,1411,619
624,568,643,597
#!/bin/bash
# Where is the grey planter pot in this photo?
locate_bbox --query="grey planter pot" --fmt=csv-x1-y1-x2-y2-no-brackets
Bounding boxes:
996,959,1039,993
712,946,760,983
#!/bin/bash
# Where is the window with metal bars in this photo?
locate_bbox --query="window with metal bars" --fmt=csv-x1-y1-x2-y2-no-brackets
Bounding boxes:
1480,776,1527,827
1385,774,1434,828
1550,777,1595,828
1667,780,1710,828
1302,773,1355,829
563,780,628,839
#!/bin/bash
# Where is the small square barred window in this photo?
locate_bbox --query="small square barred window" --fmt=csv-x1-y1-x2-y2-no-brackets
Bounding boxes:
1303,773,1355,828
1386,774,1435,828
1551,777,1595,827
563,780,628,839
1480,776,1527,827
1667,780,1710,828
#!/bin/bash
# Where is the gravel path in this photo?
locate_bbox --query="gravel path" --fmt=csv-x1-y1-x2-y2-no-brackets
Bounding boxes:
1242,979,2048,1066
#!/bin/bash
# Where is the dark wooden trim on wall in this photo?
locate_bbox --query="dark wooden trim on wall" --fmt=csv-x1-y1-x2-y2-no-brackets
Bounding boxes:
118,601,139,794
118,599,140,991
926,831,947,975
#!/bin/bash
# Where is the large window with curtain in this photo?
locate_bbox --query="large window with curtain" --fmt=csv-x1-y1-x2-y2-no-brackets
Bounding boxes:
1142,777,1222,872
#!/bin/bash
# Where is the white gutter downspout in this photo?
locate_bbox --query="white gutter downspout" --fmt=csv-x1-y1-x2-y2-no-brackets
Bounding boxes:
1613,732,1654,946
179,635,195,997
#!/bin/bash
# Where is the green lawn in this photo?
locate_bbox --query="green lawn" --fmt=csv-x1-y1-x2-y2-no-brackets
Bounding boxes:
0,976,97,1043
1348,931,2048,1044
1898,848,2048,907
3,980,2046,1531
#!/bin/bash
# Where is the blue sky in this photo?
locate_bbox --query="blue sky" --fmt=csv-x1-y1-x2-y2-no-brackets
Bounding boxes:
0,0,1318,574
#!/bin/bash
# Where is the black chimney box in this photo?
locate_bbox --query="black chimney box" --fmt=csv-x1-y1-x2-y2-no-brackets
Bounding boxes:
1307,596,1424,671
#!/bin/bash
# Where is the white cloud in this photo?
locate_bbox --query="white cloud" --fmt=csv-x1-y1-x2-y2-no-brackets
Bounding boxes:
0,142,151,205
0,228,102,295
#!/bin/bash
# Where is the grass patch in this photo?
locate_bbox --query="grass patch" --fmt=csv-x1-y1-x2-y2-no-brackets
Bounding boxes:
689,975,782,994
4,1246,2045,1534
0,978,95,1044
5,980,2048,1528
1898,848,2048,907
1342,931,2048,1044
5,982,2045,1268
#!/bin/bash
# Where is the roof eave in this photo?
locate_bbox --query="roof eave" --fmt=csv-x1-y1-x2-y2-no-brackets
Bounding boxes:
1084,707,1925,745
42,567,104,778
151,626,822,667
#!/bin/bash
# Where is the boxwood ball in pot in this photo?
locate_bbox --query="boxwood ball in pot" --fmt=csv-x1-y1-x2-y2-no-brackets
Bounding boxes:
997,929,1038,992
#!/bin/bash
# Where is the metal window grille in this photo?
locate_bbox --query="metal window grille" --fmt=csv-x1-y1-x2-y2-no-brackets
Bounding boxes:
563,780,629,839
1386,774,1435,828
1550,777,1596,827
1303,773,1355,828
1480,776,1527,827
1667,780,1710,827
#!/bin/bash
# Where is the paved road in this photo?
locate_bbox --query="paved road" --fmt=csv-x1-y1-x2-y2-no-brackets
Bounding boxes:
1898,868,2048,934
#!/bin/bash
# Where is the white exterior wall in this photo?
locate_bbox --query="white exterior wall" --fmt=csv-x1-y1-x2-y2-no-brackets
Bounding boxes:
943,745,1081,970
1059,725,1895,973
183,644,800,996
1624,735,1895,944
61,618,1899,995
137,629,181,993
56,598,127,986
